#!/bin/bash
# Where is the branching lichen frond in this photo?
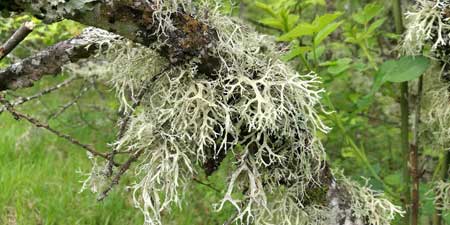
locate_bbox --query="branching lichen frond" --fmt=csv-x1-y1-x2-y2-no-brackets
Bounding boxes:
420,66,450,147
71,2,401,225
431,181,450,212
403,0,450,55
335,176,404,225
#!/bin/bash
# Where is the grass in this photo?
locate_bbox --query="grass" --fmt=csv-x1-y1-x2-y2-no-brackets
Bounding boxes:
0,75,144,225
0,75,235,225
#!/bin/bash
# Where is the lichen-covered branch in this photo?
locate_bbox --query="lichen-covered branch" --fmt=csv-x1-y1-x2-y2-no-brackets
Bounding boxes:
1,1,404,224
0,21,34,61
3,0,220,74
0,28,113,91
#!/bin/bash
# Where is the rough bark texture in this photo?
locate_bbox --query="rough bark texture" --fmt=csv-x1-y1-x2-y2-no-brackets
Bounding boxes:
1,0,220,74
0,30,98,91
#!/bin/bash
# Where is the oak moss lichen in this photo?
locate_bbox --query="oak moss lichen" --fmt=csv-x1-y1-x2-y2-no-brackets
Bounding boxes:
65,1,402,225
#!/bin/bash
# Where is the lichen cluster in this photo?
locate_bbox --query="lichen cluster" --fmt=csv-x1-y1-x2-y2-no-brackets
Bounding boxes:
432,181,450,211
403,0,450,56
404,0,450,215
334,176,403,225
70,2,402,225
403,0,450,148
421,71,450,148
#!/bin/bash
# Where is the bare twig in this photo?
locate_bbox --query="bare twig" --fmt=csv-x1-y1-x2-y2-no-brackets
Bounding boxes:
48,83,89,120
193,177,221,193
223,209,239,225
410,76,423,225
97,149,144,201
105,67,169,177
0,21,35,61
0,76,78,114
0,96,117,165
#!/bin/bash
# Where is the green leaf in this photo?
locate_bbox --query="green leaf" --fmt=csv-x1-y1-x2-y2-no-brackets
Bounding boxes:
326,58,352,75
277,23,315,41
286,14,300,31
383,56,430,82
353,3,383,25
314,21,343,45
304,0,326,6
384,172,403,187
259,18,284,30
357,56,430,109
367,18,386,34
341,147,356,158
255,2,277,18
281,46,312,61
312,12,343,31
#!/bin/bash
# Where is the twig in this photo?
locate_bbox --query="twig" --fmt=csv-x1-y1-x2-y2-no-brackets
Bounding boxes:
223,209,239,225
97,149,144,201
0,76,78,114
392,0,411,223
0,21,35,61
0,96,117,165
410,76,423,225
48,83,89,120
193,177,221,193
105,67,169,177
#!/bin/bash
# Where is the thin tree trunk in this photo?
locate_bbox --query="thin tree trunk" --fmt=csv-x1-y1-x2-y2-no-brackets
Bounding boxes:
393,0,410,224
411,76,423,225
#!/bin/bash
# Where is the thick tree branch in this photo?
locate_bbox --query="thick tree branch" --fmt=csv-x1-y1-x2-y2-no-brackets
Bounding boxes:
0,21,35,61
0,28,103,91
3,0,220,74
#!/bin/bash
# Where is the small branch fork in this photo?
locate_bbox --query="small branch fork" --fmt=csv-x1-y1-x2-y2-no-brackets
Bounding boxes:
0,94,118,166
0,76,79,114
0,21,35,61
48,81,89,120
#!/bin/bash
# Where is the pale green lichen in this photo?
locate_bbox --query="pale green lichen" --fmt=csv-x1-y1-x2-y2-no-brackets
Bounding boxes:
421,68,450,148
20,0,98,23
335,175,404,225
402,0,450,56
403,1,450,149
69,2,402,225
431,181,450,212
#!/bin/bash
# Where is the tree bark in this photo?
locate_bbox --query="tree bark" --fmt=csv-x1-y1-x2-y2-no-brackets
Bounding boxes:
0,28,100,91
1,0,220,74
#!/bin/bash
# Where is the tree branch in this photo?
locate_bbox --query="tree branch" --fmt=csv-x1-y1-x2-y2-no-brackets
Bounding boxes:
0,28,103,91
0,21,35,61
3,0,220,74
97,149,144,201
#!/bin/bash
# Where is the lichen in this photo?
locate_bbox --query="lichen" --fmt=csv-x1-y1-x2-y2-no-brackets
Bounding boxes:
402,0,450,56
420,68,450,148
431,181,450,212
69,2,402,225
19,0,99,23
403,1,450,148
334,175,404,225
